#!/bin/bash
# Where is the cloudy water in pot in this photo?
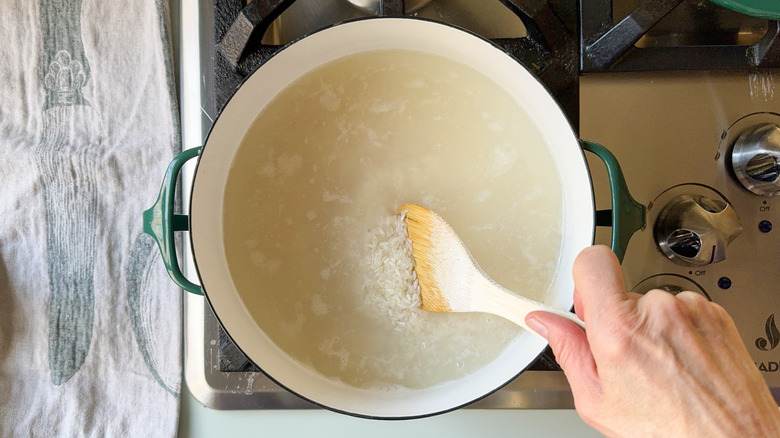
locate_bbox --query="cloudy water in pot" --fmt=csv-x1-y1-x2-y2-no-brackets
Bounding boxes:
222,50,563,389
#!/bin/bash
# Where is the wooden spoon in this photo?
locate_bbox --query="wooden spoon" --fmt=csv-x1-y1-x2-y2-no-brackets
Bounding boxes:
400,203,584,333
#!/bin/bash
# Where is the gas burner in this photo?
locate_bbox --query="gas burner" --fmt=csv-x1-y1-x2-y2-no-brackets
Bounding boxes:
184,0,581,410
209,0,579,374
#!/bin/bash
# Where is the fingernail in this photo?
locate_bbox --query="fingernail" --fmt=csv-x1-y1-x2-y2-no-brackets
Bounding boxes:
525,316,549,339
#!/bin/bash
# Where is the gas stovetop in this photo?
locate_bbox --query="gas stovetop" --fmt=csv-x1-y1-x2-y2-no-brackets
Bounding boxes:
178,0,780,409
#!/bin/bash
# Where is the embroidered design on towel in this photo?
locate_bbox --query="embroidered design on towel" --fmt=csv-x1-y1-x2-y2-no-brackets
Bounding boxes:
123,0,183,396
38,0,98,386
44,50,88,107
127,234,180,396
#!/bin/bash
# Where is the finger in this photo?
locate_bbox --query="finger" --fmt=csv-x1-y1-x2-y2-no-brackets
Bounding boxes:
526,311,601,401
673,290,710,308
572,245,631,329
573,287,584,320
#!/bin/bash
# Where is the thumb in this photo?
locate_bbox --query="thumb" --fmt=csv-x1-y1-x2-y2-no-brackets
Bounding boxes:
526,311,601,400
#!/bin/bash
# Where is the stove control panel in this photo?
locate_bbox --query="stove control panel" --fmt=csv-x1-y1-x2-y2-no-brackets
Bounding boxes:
582,74,780,392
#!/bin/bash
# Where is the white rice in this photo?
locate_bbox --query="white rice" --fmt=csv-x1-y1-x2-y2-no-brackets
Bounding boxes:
363,210,426,332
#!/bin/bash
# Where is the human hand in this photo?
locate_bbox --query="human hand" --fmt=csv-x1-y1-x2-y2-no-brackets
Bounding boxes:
526,245,780,438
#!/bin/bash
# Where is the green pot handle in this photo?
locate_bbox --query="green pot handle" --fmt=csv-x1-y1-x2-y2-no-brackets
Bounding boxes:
143,147,204,295
581,140,646,262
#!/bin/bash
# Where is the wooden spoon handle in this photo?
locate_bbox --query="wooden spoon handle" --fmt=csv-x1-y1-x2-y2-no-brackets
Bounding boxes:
471,275,585,334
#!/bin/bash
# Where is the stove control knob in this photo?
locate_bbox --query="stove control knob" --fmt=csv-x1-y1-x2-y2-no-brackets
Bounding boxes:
632,274,709,299
731,123,780,196
654,195,742,266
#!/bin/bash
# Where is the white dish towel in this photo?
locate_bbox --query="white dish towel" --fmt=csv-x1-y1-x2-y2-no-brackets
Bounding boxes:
0,0,182,436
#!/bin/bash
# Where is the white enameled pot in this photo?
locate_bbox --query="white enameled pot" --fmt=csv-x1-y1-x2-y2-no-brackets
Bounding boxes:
144,17,644,419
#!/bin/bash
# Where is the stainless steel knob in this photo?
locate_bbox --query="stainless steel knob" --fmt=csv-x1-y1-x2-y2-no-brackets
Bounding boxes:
731,123,780,196
654,194,742,266
632,274,709,299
